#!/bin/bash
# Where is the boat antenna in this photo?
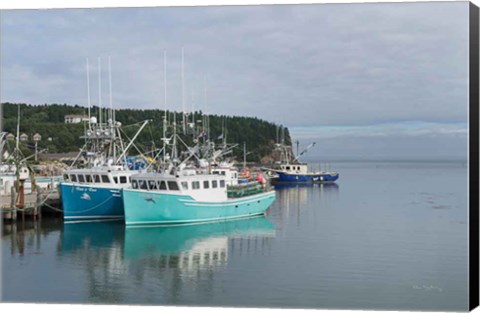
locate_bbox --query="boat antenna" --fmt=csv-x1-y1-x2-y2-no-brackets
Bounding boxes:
164,50,168,123
86,58,91,130
108,56,113,125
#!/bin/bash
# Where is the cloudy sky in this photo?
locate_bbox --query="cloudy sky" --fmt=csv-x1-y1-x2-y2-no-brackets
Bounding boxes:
0,1,470,160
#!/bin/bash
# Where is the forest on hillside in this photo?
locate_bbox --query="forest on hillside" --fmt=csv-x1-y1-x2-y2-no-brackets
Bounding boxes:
1,103,291,163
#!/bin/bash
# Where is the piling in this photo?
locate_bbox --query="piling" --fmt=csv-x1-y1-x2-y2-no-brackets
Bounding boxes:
10,186,17,220
34,190,39,218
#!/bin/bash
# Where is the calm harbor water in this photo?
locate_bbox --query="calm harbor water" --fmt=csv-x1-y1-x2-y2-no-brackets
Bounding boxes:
1,161,469,311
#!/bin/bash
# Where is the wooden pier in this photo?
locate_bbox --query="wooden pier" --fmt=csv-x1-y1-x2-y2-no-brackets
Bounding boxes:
1,187,62,222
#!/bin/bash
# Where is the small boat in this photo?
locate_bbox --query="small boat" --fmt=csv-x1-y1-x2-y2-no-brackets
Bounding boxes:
272,163,339,183
268,141,339,184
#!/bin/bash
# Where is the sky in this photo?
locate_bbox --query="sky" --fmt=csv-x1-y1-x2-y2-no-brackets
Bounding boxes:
0,1,470,160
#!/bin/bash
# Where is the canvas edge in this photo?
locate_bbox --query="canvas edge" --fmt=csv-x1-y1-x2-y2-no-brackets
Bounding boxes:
469,1,480,312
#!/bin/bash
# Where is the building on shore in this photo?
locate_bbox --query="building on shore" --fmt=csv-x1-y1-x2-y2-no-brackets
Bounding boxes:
64,114,89,124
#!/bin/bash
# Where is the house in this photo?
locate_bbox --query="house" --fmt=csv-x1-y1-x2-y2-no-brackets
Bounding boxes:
6,133,15,141
65,114,89,124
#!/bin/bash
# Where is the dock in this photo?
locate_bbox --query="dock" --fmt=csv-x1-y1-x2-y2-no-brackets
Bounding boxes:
1,187,62,221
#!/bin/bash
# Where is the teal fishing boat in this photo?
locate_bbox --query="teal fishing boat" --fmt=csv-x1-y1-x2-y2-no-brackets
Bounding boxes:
122,166,276,226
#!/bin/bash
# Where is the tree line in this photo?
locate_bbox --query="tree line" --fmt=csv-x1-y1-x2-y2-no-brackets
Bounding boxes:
1,102,292,163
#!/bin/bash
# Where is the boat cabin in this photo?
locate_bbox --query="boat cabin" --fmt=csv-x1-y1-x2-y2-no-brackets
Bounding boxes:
129,171,230,202
279,163,309,174
62,166,135,187
211,167,239,186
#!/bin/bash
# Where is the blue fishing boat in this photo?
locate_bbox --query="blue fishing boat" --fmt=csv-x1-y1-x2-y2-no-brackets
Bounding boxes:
60,166,138,221
60,116,150,221
268,141,339,184
273,163,339,183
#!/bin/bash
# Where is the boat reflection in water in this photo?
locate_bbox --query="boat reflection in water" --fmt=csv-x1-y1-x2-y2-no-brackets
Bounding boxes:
124,216,276,271
273,182,339,226
60,216,276,271
275,182,339,206
61,220,125,252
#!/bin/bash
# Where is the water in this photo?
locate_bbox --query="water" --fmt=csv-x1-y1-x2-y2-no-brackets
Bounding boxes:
1,161,469,311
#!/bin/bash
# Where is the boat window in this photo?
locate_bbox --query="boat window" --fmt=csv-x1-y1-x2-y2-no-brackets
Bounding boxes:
148,180,157,190
94,175,101,183
220,180,225,188
78,175,85,183
85,174,91,183
159,180,167,190
120,176,127,184
101,175,110,183
139,180,148,190
63,174,69,182
221,171,226,175
212,180,218,188
286,166,290,170
132,180,138,189
181,181,188,190
192,181,200,190
70,175,77,182
203,180,210,189
112,176,117,184
168,181,179,191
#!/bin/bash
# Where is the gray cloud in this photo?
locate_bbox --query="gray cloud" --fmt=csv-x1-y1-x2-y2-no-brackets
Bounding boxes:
0,2,470,159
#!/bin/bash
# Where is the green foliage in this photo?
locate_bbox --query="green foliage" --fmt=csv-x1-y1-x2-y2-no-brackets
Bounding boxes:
1,103,291,162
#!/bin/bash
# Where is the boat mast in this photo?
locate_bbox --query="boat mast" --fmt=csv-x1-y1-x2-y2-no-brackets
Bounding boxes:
108,56,116,161
98,57,102,127
203,75,209,142
243,142,246,169
182,47,186,134
163,50,168,166
296,140,299,159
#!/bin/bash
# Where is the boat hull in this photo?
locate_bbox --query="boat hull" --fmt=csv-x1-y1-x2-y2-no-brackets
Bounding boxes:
122,189,276,226
273,171,339,184
60,183,124,221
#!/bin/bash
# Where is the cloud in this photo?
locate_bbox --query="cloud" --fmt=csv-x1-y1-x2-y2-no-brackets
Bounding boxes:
0,2,469,130
290,121,468,140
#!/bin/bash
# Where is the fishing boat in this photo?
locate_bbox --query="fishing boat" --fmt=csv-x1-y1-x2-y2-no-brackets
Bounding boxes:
122,166,275,226
60,57,151,222
268,141,339,184
60,117,150,221
122,116,276,226
1,115,62,198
